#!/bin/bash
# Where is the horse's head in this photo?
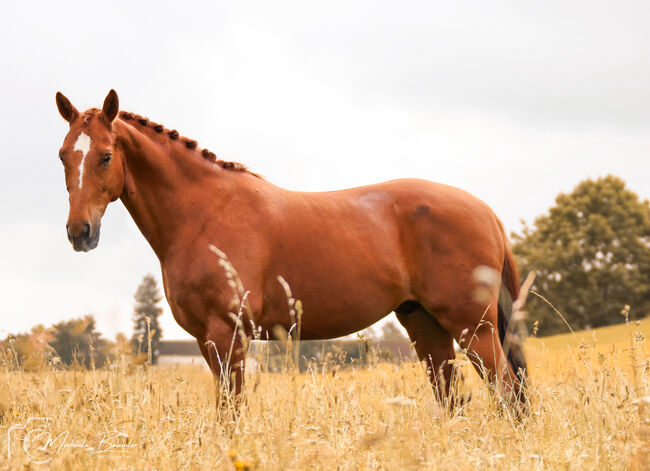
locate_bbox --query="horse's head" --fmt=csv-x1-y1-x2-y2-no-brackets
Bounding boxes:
56,90,124,252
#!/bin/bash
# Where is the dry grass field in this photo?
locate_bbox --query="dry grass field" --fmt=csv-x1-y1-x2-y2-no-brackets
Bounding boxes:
0,318,649,470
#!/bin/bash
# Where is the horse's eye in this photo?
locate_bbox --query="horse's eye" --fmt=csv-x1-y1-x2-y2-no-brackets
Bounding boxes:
58,154,64,163
103,153,112,163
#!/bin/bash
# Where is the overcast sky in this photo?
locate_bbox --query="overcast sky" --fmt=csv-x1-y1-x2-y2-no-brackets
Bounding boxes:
1,1,648,341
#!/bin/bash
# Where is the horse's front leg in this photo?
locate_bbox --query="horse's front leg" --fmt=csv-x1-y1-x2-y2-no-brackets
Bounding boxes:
196,320,246,414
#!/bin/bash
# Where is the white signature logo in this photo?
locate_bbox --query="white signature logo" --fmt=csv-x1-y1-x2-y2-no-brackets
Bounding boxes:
7,418,138,464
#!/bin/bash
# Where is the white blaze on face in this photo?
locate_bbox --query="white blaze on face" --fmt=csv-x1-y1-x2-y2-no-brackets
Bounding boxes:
73,132,91,189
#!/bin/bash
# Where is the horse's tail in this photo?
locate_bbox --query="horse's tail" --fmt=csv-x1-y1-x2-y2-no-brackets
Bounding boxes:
501,243,520,303
495,218,528,383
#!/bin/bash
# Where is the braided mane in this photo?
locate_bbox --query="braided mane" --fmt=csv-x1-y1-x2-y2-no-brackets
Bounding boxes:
102,110,256,175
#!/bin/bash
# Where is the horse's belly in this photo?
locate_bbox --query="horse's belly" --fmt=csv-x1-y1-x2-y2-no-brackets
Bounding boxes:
258,303,394,340
298,308,391,340
257,265,404,340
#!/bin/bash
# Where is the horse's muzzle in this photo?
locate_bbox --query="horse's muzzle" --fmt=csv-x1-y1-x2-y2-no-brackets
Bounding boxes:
67,221,100,252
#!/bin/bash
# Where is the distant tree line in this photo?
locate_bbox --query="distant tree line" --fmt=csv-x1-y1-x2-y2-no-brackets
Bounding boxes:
249,320,413,372
0,315,117,371
0,274,164,370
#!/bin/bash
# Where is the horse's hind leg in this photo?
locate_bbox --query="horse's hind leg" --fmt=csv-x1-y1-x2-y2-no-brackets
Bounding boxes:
435,302,523,404
395,302,460,405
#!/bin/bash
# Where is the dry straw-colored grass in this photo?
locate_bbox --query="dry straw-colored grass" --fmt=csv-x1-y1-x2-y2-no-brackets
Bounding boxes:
0,317,648,470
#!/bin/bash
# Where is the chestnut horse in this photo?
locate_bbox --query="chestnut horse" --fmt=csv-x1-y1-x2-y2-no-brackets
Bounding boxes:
55,90,526,406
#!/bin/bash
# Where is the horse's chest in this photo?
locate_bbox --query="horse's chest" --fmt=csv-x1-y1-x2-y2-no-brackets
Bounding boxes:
162,283,205,339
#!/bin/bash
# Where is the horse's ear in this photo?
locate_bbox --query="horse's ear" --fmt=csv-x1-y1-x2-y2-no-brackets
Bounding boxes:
56,92,79,124
102,89,119,123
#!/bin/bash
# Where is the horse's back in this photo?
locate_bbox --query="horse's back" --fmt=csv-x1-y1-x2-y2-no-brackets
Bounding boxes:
270,177,504,274
318,178,502,243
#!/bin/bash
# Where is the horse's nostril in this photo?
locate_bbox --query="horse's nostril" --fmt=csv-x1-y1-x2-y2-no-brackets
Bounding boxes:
67,222,91,241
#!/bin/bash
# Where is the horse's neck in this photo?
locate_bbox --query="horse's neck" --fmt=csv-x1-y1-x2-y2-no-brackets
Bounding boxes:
115,120,219,261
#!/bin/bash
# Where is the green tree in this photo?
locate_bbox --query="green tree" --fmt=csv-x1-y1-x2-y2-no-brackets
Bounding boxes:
49,315,108,368
1,325,56,371
513,176,650,335
380,321,409,341
131,274,164,364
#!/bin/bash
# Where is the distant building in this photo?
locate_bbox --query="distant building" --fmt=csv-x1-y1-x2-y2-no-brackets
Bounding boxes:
158,340,206,369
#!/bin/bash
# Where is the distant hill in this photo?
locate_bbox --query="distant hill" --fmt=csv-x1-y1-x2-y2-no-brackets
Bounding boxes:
525,316,650,352
524,316,649,376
